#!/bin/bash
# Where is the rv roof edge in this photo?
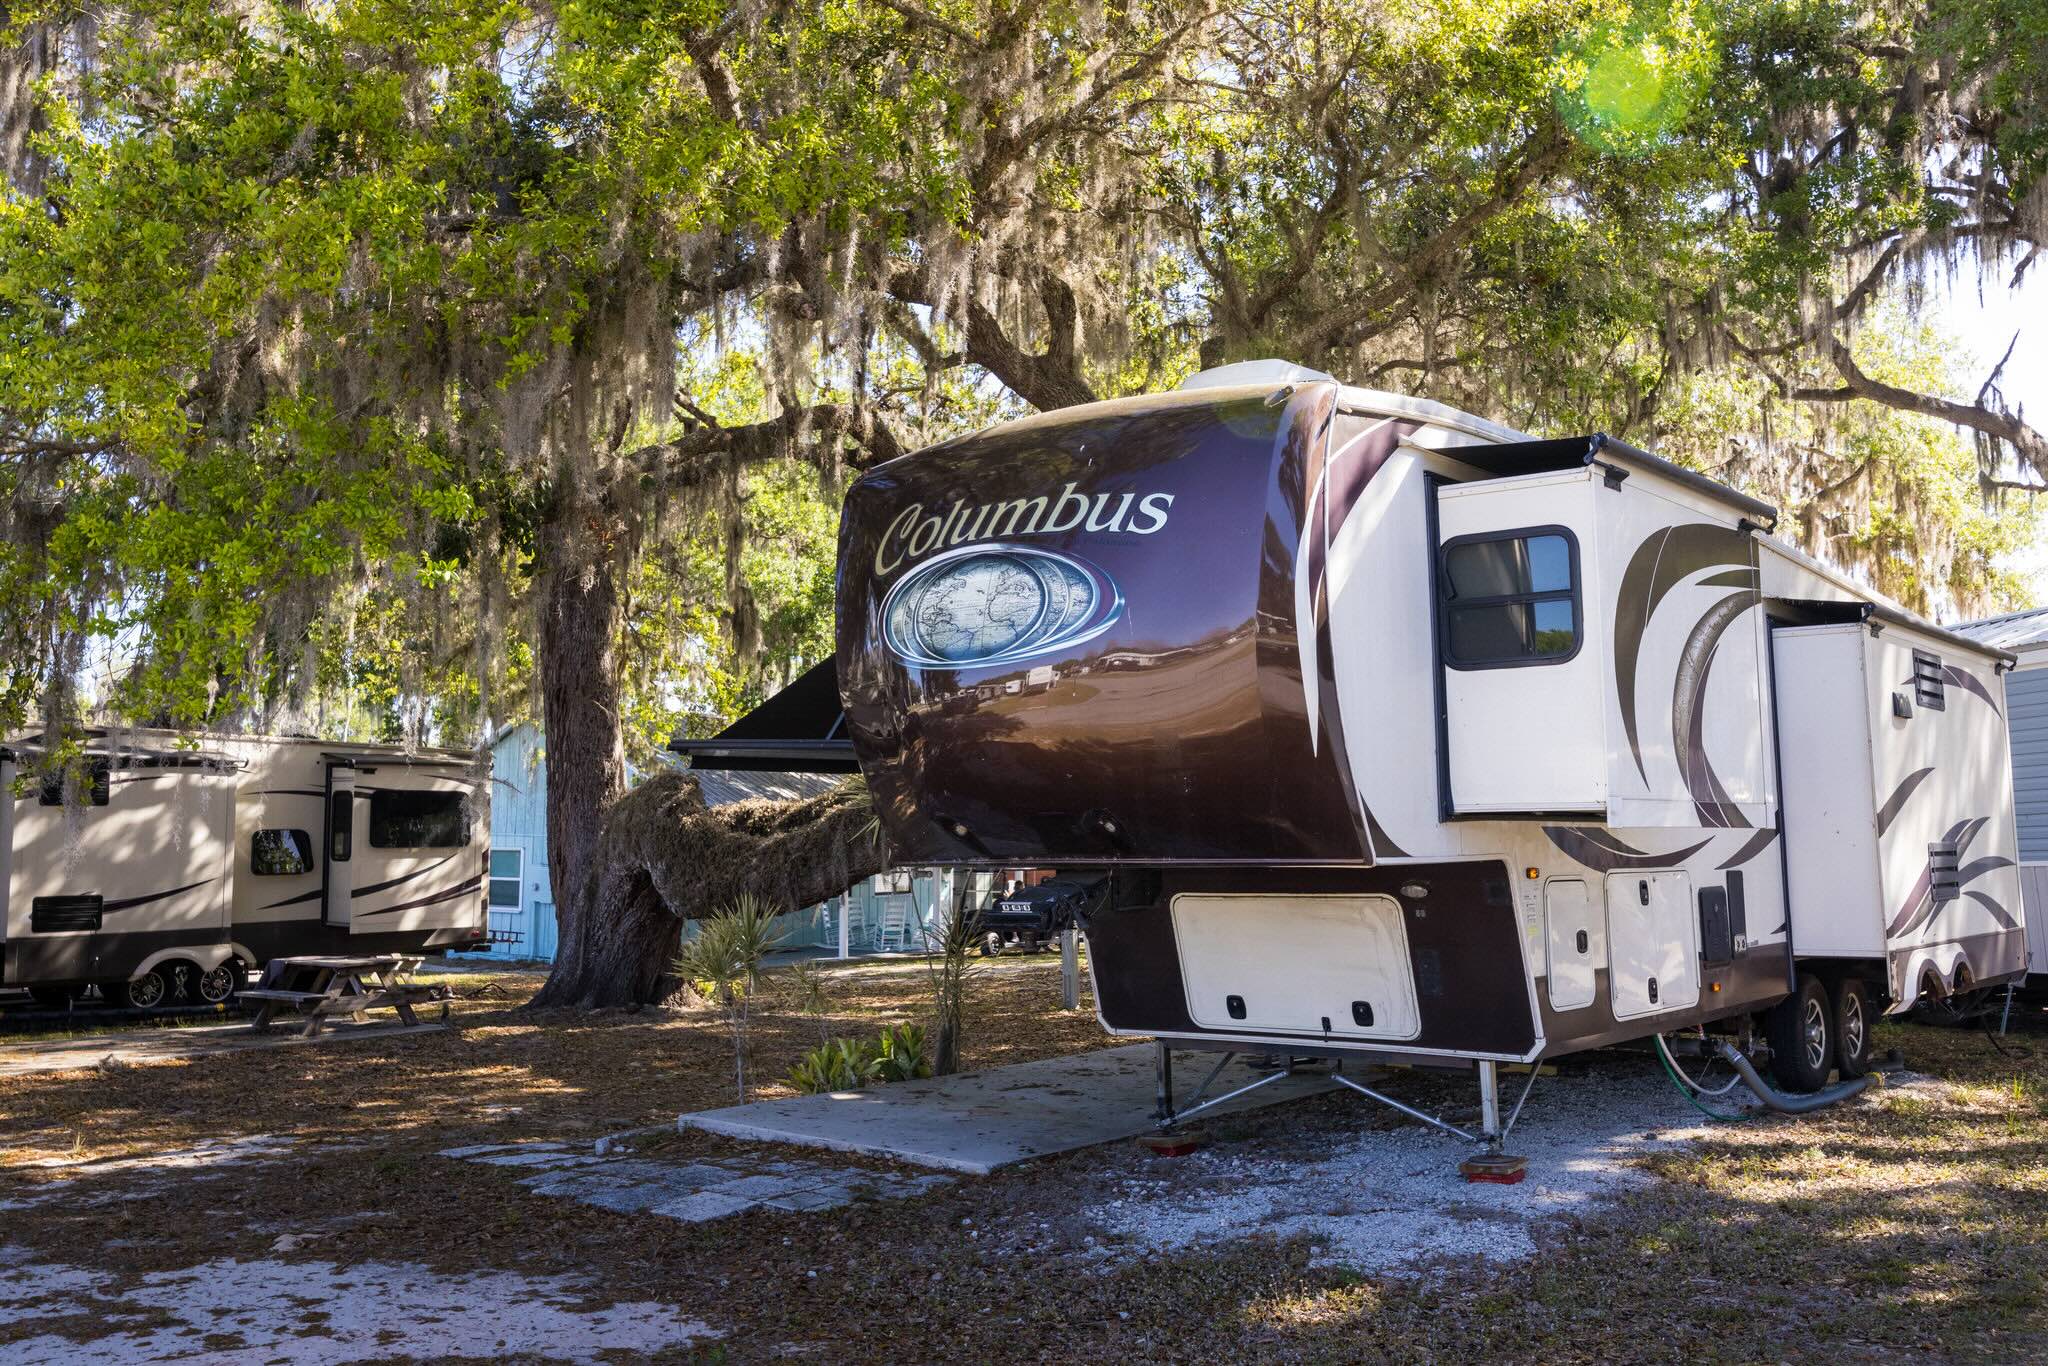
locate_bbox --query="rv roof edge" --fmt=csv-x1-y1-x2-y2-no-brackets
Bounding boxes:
1176,358,1337,390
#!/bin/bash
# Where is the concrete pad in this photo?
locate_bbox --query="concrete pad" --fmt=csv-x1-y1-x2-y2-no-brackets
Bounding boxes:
0,1020,447,1077
679,1043,1338,1175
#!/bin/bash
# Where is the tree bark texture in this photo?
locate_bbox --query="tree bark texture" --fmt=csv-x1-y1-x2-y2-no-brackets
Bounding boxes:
524,500,633,1009
530,771,884,1009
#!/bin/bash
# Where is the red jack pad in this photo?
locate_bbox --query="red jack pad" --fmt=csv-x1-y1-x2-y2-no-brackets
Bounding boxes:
1140,1134,1203,1157
1460,1153,1528,1184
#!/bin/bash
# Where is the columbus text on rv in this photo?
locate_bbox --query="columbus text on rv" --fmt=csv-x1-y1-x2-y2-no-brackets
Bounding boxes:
808,357,2025,1146
2,730,490,1009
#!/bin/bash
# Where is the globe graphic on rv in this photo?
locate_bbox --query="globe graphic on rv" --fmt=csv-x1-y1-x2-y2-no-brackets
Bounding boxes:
890,551,1097,664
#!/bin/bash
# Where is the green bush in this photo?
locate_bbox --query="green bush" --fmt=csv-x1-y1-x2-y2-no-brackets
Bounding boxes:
874,1023,930,1082
787,1024,931,1093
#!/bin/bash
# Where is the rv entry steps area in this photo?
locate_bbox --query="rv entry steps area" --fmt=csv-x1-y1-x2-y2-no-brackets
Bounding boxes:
242,955,451,1038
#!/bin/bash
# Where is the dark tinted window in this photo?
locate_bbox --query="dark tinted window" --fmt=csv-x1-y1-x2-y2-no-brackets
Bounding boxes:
1441,530,1580,667
368,789,469,849
38,760,110,807
252,829,315,876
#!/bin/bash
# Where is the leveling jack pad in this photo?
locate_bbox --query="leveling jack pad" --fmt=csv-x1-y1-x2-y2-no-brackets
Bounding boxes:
1460,1153,1528,1184
1140,1134,1204,1157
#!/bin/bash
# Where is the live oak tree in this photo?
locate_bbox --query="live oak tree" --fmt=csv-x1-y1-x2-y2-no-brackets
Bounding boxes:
2,0,2042,1007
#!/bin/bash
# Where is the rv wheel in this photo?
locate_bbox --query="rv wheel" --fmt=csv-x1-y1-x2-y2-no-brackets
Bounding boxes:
196,961,241,1005
980,932,1004,957
1833,978,1875,1078
1765,974,1834,1093
114,967,170,1010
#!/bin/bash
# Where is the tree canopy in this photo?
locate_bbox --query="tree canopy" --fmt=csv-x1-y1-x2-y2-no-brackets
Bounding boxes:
3,0,2044,1002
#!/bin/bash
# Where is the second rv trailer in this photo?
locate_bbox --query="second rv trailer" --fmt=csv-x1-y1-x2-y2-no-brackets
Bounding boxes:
834,360,2023,1090
2,730,490,1006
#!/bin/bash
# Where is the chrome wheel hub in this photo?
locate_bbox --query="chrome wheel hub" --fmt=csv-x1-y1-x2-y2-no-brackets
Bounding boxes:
1803,996,1828,1069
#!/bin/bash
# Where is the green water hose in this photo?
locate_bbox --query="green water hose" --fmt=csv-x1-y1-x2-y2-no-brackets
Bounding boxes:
1653,1033,1754,1124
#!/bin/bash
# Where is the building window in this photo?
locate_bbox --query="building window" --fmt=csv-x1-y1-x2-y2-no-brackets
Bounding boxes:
1440,528,1582,669
489,848,522,908
368,789,470,849
38,760,110,807
1911,650,1946,711
252,829,315,876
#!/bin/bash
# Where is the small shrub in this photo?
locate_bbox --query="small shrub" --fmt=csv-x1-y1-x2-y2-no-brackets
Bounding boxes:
874,1023,930,1082
787,1025,929,1093
789,1037,880,1093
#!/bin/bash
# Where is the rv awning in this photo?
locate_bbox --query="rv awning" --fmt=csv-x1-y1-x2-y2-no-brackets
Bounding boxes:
1445,432,1780,530
668,659,859,773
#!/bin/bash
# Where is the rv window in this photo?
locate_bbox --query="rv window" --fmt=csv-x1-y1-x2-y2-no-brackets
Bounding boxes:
489,848,522,908
251,829,315,876
37,760,110,807
1439,528,1581,668
368,789,470,849
1911,650,1946,710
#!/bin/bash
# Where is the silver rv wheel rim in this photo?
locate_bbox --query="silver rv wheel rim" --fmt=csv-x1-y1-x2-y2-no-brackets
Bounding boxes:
199,965,235,1003
1802,995,1828,1070
1841,991,1865,1060
130,972,165,1008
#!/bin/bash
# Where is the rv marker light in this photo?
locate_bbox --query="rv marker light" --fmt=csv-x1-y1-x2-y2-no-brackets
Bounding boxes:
1398,882,1428,899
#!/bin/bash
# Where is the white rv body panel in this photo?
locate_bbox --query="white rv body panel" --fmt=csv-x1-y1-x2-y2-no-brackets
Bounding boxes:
1772,627,1887,958
4,757,239,989
1772,620,2025,1008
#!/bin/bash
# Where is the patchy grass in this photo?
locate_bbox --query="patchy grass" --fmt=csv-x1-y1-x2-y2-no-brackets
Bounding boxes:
5,972,2048,1362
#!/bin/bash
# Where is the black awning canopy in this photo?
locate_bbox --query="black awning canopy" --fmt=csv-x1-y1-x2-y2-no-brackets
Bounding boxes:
668,659,859,772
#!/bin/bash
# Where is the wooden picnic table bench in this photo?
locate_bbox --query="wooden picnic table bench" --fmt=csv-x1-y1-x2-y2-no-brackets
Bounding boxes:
243,954,451,1038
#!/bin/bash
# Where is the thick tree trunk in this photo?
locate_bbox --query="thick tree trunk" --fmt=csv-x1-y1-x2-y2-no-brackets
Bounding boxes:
524,501,633,1009
531,771,885,1009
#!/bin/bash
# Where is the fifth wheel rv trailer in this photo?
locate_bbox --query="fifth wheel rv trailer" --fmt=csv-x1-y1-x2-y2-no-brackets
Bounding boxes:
2,729,490,1008
828,358,2024,1140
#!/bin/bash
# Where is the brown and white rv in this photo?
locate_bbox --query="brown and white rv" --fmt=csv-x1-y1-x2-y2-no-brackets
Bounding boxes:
817,358,2024,1138
2,729,490,1007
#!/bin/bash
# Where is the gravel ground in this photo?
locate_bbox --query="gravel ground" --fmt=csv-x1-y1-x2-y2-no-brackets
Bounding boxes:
0,1246,717,1363
1089,1062,1752,1273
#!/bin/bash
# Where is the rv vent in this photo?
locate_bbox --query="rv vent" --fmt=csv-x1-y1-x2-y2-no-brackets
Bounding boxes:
1911,650,1946,711
1930,840,1962,904
31,895,102,933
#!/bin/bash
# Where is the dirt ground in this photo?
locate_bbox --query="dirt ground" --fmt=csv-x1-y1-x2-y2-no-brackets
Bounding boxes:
4,959,2047,1363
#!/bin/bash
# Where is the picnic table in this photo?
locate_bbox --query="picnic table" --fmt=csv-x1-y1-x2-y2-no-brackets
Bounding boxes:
240,955,451,1038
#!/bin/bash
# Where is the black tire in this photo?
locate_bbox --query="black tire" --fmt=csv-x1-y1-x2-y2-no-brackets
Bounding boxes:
114,966,170,1010
1833,977,1876,1078
26,985,73,1010
196,960,242,1005
1766,973,1834,1093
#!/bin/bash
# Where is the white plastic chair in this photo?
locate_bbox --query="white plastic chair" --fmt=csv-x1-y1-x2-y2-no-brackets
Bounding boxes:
875,898,911,953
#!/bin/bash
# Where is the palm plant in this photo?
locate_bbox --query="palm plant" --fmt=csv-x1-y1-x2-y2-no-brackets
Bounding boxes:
922,893,983,1077
673,892,788,1102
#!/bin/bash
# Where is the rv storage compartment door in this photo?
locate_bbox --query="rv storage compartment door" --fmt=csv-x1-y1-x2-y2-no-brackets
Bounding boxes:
1605,871,1697,1018
1436,471,1606,816
1543,878,1602,1011
1170,894,1420,1041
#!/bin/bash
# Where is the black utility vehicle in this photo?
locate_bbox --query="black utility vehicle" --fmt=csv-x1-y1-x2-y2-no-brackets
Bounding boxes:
976,876,1105,955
